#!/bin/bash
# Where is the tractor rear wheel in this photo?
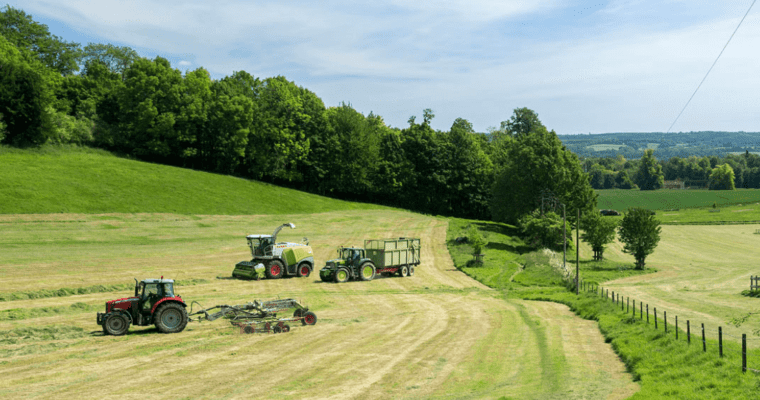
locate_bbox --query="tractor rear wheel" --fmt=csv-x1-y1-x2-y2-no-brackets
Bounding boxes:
400,265,409,277
104,313,130,336
302,311,317,326
335,268,350,283
358,262,376,281
298,264,311,278
266,260,284,279
154,302,188,334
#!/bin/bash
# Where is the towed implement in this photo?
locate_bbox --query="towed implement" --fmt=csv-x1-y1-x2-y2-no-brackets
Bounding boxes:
188,298,317,334
320,237,421,283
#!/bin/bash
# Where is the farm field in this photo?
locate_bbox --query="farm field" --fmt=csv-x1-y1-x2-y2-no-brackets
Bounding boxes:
581,223,760,348
0,211,638,399
596,188,760,213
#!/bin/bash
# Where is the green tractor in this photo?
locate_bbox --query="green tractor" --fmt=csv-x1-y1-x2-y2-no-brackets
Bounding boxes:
232,223,315,279
319,238,421,283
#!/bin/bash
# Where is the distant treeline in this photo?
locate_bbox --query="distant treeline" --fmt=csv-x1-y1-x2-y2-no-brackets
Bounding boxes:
583,151,760,190
0,6,597,223
561,131,760,159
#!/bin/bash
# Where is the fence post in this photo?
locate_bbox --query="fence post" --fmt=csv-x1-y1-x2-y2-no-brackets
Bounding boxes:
743,334,747,373
646,304,649,323
627,297,629,313
655,308,658,329
633,299,635,318
640,302,643,320
676,316,679,340
621,295,624,311
612,291,615,305
702,323,706,352
664,311,667,333
687,320,691,344
719,326,723,357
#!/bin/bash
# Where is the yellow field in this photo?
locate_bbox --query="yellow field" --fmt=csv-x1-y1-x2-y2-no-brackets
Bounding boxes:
585,224,760,346
0,211,637,399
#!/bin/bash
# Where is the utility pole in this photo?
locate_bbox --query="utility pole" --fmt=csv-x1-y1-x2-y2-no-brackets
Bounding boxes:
576,208,580,295
563,204,566,271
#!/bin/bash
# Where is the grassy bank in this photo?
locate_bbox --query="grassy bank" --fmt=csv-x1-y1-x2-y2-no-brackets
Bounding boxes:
447,218,760,399
0,145,385,214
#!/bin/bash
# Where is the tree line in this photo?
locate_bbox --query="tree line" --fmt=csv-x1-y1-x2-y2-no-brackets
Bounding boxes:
0,6,597,225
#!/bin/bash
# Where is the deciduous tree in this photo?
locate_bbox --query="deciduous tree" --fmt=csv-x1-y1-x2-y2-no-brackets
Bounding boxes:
618,208,661,269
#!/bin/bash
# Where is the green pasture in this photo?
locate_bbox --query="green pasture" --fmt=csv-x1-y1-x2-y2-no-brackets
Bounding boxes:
0,145,384,215
597,189,760,212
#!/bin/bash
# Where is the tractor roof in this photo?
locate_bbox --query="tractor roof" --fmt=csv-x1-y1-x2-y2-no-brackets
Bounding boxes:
141,278,174,284
246,235,272,239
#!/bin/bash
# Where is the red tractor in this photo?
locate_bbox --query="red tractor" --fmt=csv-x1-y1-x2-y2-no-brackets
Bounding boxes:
97,278,188,336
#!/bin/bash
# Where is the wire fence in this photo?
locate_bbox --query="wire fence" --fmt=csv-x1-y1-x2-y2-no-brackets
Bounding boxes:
569,277,760,374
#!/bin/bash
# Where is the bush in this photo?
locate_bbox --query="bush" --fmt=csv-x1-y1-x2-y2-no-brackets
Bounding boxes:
519,210,573,252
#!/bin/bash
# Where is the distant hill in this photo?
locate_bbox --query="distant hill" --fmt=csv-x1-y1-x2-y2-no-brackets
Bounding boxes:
558,131,760,159
0,145,387,214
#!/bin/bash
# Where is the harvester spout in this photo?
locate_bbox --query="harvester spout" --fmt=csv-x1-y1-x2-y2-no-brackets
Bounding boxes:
271,223,296,244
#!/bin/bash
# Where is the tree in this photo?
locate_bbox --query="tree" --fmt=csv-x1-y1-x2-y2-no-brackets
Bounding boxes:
503,107,542,138
490,108,596,224
581,212,618,261
0,35,53,146
0,6,81,75
618,208,661,269
81,43,138,75
519,210,572,252
708,164,735,190
635,149,664,190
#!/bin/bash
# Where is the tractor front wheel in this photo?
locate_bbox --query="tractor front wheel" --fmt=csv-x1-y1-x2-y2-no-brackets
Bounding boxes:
359,262,376,281
154,302,188,334
302,311,317,326
104,313,130,336
267,260,284,279
335,268,350,283
298,264,311,278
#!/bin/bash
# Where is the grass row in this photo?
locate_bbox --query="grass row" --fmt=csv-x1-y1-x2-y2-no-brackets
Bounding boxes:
447,218,760,399
597,188,760,212
0,145,385,214
0,279,209,302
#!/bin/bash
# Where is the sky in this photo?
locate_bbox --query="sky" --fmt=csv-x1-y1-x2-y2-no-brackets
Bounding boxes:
8,0,760,134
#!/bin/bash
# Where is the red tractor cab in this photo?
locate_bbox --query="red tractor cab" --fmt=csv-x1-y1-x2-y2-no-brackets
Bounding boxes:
97,278,188,336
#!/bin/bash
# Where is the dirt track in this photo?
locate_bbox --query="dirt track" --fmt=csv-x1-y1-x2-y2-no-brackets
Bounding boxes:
0,211,637,399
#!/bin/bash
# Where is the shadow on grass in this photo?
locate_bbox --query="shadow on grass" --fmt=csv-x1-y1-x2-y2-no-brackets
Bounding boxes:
472,222,519,236
485,242,533,254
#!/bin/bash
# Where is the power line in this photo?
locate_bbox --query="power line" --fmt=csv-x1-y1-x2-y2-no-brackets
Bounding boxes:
666,0,757,133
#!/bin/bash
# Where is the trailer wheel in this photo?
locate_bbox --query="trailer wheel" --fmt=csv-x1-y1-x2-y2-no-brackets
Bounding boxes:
335,268,350,283
302,311,317,326
282,324,290,332
266,260,284,279
293,309,303,318
243,325,255,334
273,325,283,334
154,302,188,334
298,264,311,278
409,266,415,276
359,262,375,281
104,313,130,336
400,265,409,277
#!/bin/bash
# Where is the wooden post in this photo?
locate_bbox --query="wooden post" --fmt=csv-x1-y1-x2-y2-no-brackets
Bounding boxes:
640,302,643,320
627,297,629,313
687,320,691,344
576,208,579,296
719,326,723,357
646,304,649,323
654,308,658,329
676,316,679,340
612,291,615,305
702,323,706,352
743,334,747,372
664,311,667,333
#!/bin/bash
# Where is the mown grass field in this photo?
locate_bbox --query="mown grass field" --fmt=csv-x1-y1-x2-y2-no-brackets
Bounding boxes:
447,219,760,399
0,146,637,399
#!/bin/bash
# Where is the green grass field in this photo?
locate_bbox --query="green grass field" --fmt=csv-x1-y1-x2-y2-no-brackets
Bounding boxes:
0,145,384,214
0,146,638,399
597,188,760,212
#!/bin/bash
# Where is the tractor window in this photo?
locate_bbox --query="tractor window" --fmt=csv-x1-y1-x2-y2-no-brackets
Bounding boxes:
162,283,174,298
141,283,162,310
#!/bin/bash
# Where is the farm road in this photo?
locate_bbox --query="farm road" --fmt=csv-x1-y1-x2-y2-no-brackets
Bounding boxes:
0,211,636,399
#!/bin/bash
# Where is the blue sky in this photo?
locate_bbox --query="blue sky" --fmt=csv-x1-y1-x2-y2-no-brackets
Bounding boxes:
8,0,759,134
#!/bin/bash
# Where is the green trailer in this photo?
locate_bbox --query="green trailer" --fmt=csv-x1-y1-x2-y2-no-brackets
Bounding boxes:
319,237,421,283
